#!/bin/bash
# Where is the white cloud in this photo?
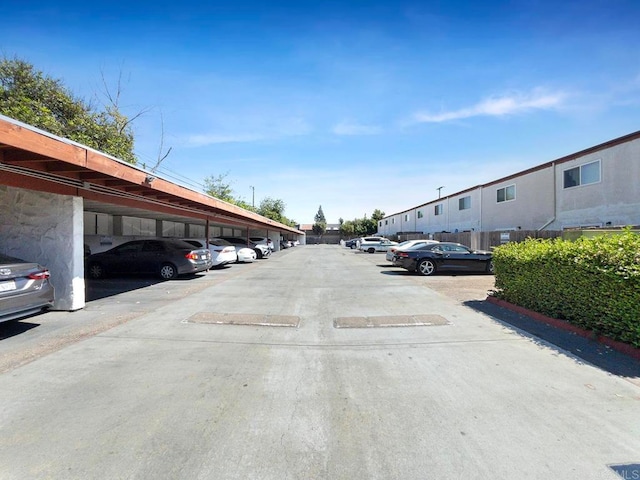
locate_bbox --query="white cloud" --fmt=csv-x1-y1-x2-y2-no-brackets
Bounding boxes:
332,121,382,136
183,117,312,147
412,89,567,123
185,133,267,146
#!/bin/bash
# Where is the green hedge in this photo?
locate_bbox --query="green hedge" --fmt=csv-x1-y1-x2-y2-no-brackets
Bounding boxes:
491,229,640,348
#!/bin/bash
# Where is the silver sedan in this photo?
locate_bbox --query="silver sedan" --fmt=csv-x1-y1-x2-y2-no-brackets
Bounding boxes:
0,253,55,322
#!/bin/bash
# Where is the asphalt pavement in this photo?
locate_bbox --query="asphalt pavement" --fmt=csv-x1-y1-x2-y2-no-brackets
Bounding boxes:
1,245,639,480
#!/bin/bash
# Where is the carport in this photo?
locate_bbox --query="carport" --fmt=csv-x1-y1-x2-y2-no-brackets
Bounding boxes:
0,114,304,311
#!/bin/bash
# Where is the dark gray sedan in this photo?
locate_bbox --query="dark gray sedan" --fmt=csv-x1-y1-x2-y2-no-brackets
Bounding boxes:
86,239,211,280
0,253,55,322
392,242,493,276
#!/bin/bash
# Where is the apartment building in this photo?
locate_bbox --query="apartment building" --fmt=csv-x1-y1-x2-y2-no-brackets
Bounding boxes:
378,130,640,237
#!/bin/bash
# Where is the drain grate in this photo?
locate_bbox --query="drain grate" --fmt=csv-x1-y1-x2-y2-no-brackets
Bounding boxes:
186,312,300,327
334,314,449,328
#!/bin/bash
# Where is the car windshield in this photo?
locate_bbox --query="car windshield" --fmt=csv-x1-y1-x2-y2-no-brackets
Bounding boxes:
0,253,25,263
406,243,436,251
164,240,199,250
210,239,233,246
112,242,144,254
183,240,203,248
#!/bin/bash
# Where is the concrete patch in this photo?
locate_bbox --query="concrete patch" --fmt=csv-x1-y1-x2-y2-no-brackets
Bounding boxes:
186,312,300,327
334,314,449,328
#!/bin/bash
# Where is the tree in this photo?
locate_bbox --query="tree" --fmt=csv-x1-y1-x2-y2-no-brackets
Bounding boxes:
258,197,286,223
203,176,298,225
314,205,326,223
0,56,137,163
340,220,355,238
371,209,385,223
312,205,327,239
339,210,384,238
203,172,235,203
234,199,257,212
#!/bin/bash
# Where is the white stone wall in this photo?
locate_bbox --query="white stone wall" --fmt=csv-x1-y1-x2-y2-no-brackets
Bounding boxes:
0,185,85,311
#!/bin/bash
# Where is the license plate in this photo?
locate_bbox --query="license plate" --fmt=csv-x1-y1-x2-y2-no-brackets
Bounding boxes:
0,280,17,292
201,255,208,260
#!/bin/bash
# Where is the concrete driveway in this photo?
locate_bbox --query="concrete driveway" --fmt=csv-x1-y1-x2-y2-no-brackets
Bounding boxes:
1,245,639,480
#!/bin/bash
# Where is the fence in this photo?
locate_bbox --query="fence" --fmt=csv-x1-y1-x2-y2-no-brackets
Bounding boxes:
392,230,563,250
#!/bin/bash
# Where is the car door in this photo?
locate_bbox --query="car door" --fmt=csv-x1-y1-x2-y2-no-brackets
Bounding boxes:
108,241,144,274
461,246,492,271
438,244,471,270
138,240,167,274
378,240,392,251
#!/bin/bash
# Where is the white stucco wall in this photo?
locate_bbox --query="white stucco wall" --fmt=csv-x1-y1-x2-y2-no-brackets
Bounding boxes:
481,167,556,231
554,139,640,228
0,186,85,311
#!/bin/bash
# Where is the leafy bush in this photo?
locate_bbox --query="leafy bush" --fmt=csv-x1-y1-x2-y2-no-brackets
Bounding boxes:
1,57,136,164
492,229,640,347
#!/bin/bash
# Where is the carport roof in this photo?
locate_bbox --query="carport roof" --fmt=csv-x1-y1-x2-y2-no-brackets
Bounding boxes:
0,115,303,234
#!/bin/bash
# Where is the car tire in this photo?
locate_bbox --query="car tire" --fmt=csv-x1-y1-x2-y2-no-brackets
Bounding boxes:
255,248,263,259
486,259,494,274
88,263,105,279
367,247,375,254
350,244,356,249
417,259,436,276
159,263,178,280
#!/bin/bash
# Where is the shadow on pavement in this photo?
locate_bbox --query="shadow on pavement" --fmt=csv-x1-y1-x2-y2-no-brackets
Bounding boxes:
0,320,39,340
466,299,640,380
85,273,207,302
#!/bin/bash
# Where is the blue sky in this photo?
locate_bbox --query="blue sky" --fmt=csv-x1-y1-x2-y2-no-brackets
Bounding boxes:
3,0,640,224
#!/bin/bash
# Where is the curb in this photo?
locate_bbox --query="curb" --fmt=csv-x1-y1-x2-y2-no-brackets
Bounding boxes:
485,296,640,361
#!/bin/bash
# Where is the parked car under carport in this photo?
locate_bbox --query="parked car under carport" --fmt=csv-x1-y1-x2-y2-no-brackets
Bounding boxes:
0,253,55,322
86,239,211,280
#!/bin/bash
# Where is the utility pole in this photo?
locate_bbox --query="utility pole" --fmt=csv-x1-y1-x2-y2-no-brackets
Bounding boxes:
250,186,255,208
437,186,445,199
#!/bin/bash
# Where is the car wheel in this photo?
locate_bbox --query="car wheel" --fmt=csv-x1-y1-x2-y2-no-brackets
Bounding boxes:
88,263,105,279
417,259,436,276
159,263,178,280
255,248,263,259
350,244,356,249
486,259,494,274
367,248,375,254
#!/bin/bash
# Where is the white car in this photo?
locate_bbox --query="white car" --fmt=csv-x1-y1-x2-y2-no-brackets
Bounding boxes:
385,240,439,262
210,238,258,263
218,237,271,259
359,238,398,253
182,238,237,268
236,247,257,263
250,237,275,252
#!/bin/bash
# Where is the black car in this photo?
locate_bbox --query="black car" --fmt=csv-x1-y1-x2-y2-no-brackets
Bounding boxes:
344,238,360,249
392,242,493,276
86,239,211,280
0,253,55,322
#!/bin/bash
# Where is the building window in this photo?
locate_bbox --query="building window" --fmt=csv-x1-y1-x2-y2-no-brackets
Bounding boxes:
458,196,471,210
417,210,424,219
497,185,516,203
434,204,443,216
379,221,382,227
404,214,409,222
385,220,388,225
392,218,395,224
563,160,601,188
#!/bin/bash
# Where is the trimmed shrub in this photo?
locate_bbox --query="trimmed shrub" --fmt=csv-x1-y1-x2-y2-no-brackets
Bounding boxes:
492,229,640,347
